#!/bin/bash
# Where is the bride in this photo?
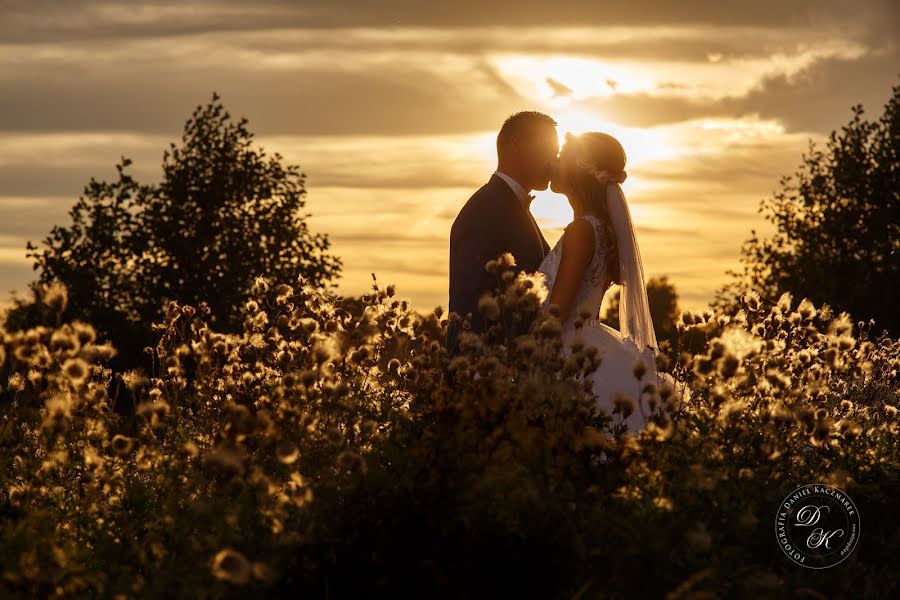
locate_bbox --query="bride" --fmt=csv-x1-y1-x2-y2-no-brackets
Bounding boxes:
535,131,675,437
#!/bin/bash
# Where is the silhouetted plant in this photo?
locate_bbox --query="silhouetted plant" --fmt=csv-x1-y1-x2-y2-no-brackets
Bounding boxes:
5,91,342,390
3,265,897,598
716,80,900,337
601,275,681,349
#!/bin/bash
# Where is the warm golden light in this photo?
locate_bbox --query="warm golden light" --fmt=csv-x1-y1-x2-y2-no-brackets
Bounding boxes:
552,111,680,166
493,55,654,103
1,14,889,315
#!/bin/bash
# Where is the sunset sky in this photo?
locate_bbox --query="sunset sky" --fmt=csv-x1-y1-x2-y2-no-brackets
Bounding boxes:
1,1,897,316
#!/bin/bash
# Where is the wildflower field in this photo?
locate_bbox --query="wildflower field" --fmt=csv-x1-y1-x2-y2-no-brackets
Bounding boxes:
1,255,898,599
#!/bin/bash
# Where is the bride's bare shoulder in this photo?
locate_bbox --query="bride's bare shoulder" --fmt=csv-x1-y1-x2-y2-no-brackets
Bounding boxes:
563,216,598,238
561,217,596,256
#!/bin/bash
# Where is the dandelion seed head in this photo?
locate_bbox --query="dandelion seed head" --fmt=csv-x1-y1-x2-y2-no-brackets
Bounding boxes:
836,419,862,441
613,392,636,418
299,369,319,389
6,373,25,394
275,440,299,464
653,496,674,511
717,398,746,422
514,272,548,305
227,403,254,434
50,328,79,354
252,311,269,328
776,292,793,313
631,360,647,381
204,444,246,477
62,357,89,385
362,419,378,436
350,346,372,363
136,399,171,418
716,326,762,360
253,276,270,293
836,335,855,351
121,369,150,392
741,290,761,311
477,295,501,321
325,426,343,445
27,368,43,387
496,252,516,270
337,448,365,471
274,284,293,299
569,334,585,354
694,357,714,376
448,356,470,372
211,548,252,586
537,316,562,339
111,434,136,455
42,281,68,313
182,440,200,458
797,298,817,320
719,353,740,379
828,312,854,337
311,337,337,366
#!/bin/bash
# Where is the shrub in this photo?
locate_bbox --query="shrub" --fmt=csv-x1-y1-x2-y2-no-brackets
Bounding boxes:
1,260,898,598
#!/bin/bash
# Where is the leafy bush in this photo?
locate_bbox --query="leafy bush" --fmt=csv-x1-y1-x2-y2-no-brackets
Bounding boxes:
5,92,342,378
602,275,681,348
2,255,898,598
718,82,900,338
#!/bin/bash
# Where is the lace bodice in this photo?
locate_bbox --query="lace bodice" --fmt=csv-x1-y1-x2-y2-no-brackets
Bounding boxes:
536,214,615,324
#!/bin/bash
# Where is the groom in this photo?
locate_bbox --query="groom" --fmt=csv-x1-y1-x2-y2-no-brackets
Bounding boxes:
447,111,559,357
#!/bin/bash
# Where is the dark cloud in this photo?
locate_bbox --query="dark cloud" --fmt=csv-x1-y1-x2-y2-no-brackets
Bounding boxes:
547,78,573,98
0,198,71,242
574,50,899,133
574,94,727,128
0,166,128,197
1,1,894,137
2,0,896,41
0,197,74,294
0,53,528,136
728,51,900,132
0,262,38,296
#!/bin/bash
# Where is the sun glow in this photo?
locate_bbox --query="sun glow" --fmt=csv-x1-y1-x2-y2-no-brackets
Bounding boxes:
552,110,678,167
493,55,655,102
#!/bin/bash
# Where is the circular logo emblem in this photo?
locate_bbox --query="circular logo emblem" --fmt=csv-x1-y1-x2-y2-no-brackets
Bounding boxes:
775,483,861,569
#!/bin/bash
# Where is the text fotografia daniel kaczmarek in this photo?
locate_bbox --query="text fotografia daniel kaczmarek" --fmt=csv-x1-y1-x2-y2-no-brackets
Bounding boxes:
775,483,861,569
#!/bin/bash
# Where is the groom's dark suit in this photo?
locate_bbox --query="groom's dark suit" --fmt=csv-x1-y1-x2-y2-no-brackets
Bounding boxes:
447,173,551,357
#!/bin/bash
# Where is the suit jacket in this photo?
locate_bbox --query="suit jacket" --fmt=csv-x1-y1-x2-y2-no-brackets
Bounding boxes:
447,173,551,357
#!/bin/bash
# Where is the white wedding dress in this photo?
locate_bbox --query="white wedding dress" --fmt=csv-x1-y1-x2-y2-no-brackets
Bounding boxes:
536,212,671,437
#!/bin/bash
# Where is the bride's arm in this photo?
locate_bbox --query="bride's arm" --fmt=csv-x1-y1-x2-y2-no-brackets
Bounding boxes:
546,218,595,323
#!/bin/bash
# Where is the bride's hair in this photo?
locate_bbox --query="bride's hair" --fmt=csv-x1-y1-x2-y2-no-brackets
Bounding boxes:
564,131,626,285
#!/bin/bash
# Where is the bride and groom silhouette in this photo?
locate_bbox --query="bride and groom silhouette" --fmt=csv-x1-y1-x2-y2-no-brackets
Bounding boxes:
448,111,671,436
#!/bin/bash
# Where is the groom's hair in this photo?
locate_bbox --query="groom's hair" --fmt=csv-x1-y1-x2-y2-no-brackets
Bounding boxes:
496,111,557,157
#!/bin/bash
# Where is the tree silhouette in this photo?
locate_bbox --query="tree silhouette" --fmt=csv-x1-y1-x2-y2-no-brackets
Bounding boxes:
5,92,342,383
600,275,680,347
716,80,899,337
